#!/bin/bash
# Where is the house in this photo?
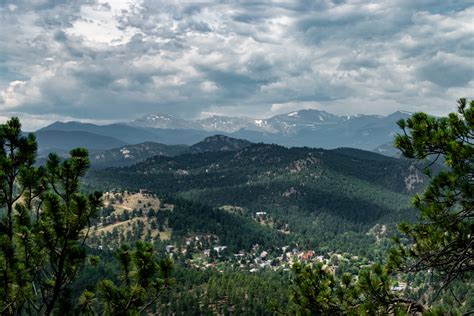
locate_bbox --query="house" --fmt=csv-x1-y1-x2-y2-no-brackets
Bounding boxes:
302,250,315,261
139,188,150,195
213,246,227,253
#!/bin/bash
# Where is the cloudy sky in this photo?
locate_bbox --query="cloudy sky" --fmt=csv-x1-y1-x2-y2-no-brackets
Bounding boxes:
0,0,473,130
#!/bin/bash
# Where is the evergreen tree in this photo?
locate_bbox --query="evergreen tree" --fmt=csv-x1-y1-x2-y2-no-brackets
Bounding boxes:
290,262,423,315
93,241,174,315
0,117,40,313
391,98,473,287
37,149,102,315
0,117,174,314
0,118,102,315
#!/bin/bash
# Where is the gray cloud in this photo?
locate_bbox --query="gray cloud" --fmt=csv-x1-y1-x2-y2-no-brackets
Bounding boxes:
418,53,474,88
0,0,473,129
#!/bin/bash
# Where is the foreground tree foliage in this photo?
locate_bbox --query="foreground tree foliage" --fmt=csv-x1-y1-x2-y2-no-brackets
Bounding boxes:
88,242,174,315
37,149,102,315
291,99,473,314
0,118,172,315
291,262,424,315
391,98,473,287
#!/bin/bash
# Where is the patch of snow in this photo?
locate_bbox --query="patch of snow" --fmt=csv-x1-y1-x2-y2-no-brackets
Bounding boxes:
120,148,131,159
151,115,170,121
254,119,264,126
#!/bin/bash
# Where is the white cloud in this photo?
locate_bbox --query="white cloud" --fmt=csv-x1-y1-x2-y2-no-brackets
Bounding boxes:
66,0,139,46
200,81,218,92
1,80,29,108
0,0,473,130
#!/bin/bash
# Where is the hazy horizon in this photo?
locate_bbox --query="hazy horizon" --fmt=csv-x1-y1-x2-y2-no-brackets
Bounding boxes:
21,107,417,132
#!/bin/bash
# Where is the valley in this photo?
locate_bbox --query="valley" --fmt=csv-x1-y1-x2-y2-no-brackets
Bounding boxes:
89,191,381,275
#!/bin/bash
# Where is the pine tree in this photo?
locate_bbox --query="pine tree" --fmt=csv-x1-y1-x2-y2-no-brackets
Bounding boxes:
0,117,40,313
0,118,102,314
93,241,174,315
0,117,174,314
37,149,102,315
391,98,473,288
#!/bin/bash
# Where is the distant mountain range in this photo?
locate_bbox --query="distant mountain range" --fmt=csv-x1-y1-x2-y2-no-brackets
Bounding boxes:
34,109,411,158
35,130,127,156
130,110,412,136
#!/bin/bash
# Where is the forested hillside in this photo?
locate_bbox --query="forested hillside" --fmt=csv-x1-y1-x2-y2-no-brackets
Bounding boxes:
86,142,429,255
80,139,465,314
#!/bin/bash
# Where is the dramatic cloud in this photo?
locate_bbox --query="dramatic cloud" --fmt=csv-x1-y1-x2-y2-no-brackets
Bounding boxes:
0,0,473,129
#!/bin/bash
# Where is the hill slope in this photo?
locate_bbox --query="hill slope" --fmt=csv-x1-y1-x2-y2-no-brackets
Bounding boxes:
188,135,252,153
36,130,127,156
88,136,250,168
91,142,189,168
87,143,426,254
39,121,154,144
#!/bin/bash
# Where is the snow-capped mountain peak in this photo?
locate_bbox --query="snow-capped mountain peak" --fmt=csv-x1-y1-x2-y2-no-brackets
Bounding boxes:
129,109,413,139
131,113,198,129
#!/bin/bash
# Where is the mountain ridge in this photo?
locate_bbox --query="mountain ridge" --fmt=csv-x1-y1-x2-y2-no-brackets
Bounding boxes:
37,108,412,156
130,109,412,135
35,130,127,157
89,135,251,168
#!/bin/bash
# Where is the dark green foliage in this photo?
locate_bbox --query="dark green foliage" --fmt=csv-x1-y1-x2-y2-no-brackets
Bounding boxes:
36,149,102,315
90,242,174,315
87,144,425,255
0,118,103,315
168,198,287,252
0,117,175,315
0,118,38,312
391,98,473,287
188,135,252,153
290,262,424,315
156,267,289,315
290,262,342,315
